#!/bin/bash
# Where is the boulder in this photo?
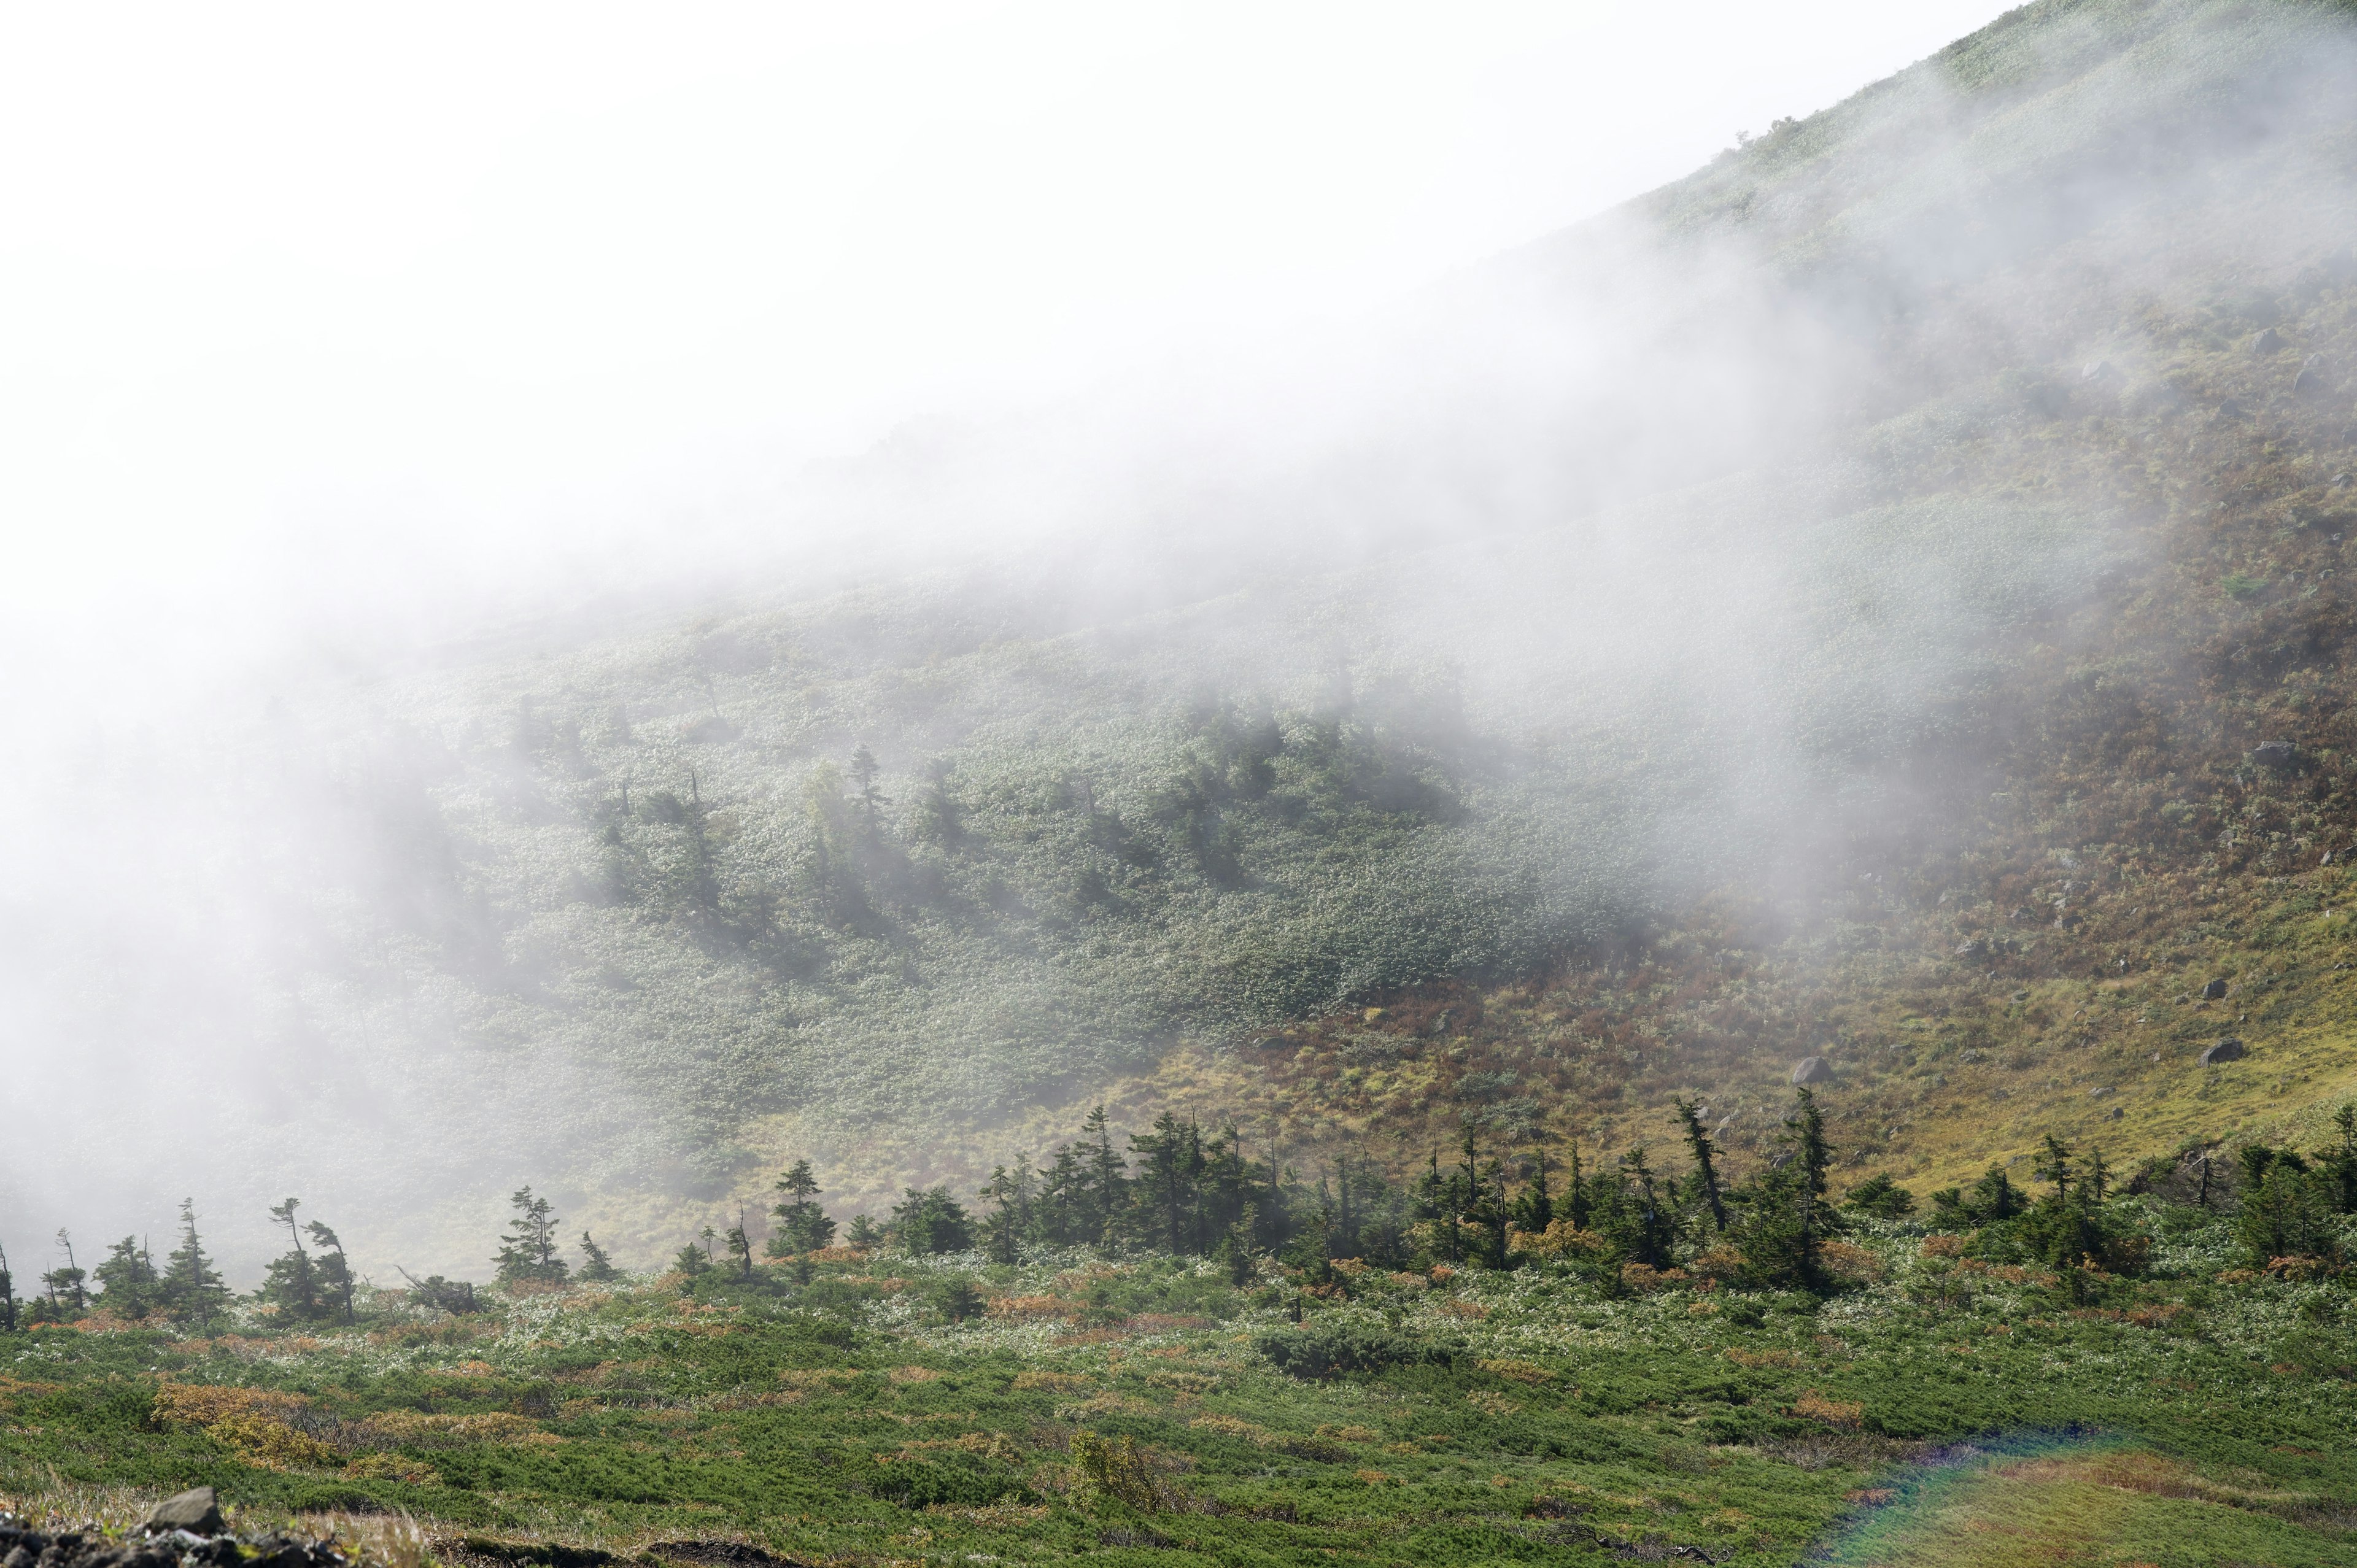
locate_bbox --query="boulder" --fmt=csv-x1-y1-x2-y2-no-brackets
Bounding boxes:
1790,1056,1836,1086
2251,326,2285,353
2252,740,2296,770
2200,978,2229,1000
2200,1038,2246,1067
142,1487,223,1537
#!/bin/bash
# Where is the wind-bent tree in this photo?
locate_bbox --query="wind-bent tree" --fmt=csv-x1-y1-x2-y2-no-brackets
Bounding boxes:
578,1232,621,1282
305,1219,357,1322
44,1230,87,1312
260,1199,320,1318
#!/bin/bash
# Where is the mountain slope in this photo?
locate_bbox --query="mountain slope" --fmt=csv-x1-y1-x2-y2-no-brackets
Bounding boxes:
63,0,2357,1271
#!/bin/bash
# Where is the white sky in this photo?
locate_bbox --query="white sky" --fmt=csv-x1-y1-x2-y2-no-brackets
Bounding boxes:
0,1,2011,635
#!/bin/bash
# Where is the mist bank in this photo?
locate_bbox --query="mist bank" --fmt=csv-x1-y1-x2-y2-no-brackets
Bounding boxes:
4,0,2356,1280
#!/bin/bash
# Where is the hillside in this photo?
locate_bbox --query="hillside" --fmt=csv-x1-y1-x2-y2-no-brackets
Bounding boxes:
136,0,2357,1270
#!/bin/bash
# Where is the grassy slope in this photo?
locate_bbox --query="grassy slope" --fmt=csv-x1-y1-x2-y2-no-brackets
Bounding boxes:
4,1213,2355,1567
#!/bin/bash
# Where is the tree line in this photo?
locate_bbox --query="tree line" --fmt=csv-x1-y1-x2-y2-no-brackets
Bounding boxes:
8,1102,2351,1330
0,1186,622,1329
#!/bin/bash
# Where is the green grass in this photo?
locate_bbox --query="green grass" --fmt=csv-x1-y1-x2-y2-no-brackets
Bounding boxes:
6,1220,2355,1566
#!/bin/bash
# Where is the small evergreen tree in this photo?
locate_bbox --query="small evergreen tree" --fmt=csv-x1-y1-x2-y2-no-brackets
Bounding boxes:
1844,1173,1916,1219
1082,1106,1127,1245
305,1220,357,1323
846,1213,881,1249
578,1232,621,1282
93,1235,163,1319
769,1159,837,1254
0,1237,14,1332
726,1209,754,1279
890,1187,975,1254
2320,1104,2357,1214
2240,1159,2336,1265
44,1230,87,1312
258,1199,320,1319
671,1240,713,1279
978,1157,1037,1265
1674,1100,1728,1231
163,1200,226,1324
1509,1146,1554,1237
494,1187,570,1286
848,744,891,835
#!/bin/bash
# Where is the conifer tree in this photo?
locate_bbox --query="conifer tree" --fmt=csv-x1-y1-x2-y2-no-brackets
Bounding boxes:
726,1208,754,1279
494,1187,570,1286
1512,1145,1554,1236
1616,1145,1676,1268
44,1230,86,1312
93,1236,163,1319
2034,1135,2075,1203
1566,1137,1591,1231
770,1159,837,1254
1674,1099,1728,1231
305,1220,357,1322
578,1232,621,1282
978,1156,1037,1265
0,1236,17,1332
164,1200,225,1324
260,1199,320,1319
848,744,890,835
2318,1104,2357,1214
1082,1106,1126,1245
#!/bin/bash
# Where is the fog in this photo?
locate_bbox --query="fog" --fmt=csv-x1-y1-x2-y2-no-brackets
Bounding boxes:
7,0,2354,1285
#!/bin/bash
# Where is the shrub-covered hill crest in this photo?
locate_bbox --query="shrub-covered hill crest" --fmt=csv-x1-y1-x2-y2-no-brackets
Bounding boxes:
247,0,2357,1261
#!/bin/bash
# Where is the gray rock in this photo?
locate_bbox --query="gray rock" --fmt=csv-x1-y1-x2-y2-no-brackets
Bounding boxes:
1790,1056,1836,1086
2252,740,2296,770
142,1488,223,1537
2201,978,2229,1000
2251,327,2284,353
2200,1038,2246,1067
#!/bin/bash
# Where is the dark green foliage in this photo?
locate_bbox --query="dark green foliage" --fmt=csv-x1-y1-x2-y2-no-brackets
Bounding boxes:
305,1222,356,1323
2239,1157,2342,1267
91,1237,162,1319
399,1272,480,1313
578,1232,621,1282
1933,1164,2027,1227
494,1188,569,1287
888,1188,973,1255
163,1200,226,1325
866,1452,1032,1510
258,1199,321,1321
1253,1319,1457,1379
1844,1173,1916,1219
42,1230,86,1313
768,1161,836,1256
932,1276,985,1323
